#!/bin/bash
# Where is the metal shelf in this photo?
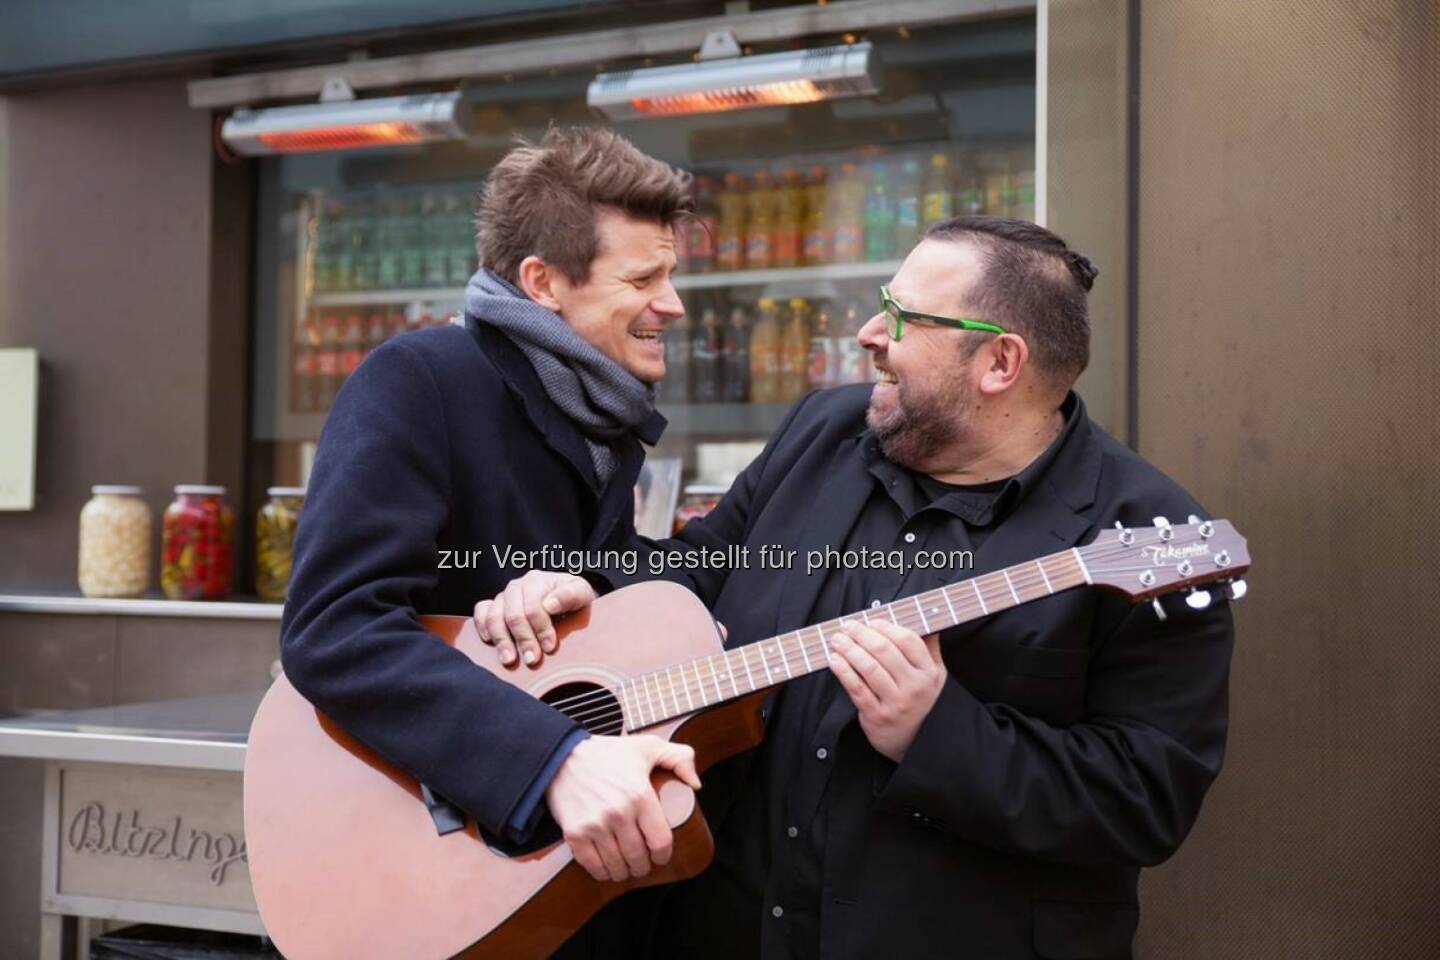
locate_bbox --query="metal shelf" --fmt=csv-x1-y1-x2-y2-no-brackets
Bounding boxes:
305,260,903,307
656,403,797,436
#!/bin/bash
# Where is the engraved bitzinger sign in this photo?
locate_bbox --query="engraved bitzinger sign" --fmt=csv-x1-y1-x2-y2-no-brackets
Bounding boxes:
55,765,256,913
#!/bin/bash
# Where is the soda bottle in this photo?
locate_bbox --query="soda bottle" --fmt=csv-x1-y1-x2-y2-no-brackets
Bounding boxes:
808,302,839,391
956,155,985,217
351,202,378,291
864,162,896,262
745,170,776,270
749,298,782,404
691,304,724,403
831,163,866,263
660,309,692,403
922,152,955,228
375,196,402,290
340,313,366,385
716,173,747,272
312,199,338,293
722,304,751,402
1011,143,1036,221
801,165,831,266
422,194,449,288
365,311,388,363
686,176,719,274
316,313,342,409
773,168,804,268
398,197,425,289
833,299,870,385
292,313,320,413
449,192,477,286
781,298,812,403
893,156,923,255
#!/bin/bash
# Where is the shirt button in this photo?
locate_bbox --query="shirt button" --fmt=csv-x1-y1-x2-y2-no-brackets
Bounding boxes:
772,905,785,919
870,600,881,609
787,826,799,838
904,532,916,543
816,747,828,760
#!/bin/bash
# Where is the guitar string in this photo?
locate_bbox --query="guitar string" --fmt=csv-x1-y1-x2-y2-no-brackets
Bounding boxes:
538,530,1230,722
549,533,1228,725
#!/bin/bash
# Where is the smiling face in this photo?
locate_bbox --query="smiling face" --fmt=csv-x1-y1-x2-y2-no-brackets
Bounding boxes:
539,207,685,384
858,238,992,468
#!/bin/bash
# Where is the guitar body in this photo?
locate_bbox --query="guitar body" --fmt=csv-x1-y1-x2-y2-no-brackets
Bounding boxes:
244,581,766,959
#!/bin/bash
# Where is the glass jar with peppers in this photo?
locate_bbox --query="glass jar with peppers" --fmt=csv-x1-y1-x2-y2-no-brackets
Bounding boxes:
255,487,305,603
161,485,235,601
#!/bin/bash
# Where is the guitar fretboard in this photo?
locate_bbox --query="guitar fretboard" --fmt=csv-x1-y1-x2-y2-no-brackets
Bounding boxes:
618,547,1093,732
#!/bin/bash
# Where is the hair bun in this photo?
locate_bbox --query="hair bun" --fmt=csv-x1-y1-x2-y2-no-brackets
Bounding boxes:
1065,251,1099,291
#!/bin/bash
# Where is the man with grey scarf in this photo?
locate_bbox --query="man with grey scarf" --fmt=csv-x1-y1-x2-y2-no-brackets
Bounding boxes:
280,127,698,957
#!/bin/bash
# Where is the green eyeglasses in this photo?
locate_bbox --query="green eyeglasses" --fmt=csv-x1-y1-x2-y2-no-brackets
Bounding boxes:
879,284,1006,340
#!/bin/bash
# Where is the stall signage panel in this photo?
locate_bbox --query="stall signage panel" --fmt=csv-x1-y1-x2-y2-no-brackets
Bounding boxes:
56,764,255,913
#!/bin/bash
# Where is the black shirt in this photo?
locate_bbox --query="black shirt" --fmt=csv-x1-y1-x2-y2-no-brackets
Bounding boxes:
749,396,1082,959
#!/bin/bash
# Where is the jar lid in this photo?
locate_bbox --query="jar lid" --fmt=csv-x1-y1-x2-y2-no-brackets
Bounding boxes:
174,484,227,496
683,483,729,495
91,484,143,496
267,486,307,497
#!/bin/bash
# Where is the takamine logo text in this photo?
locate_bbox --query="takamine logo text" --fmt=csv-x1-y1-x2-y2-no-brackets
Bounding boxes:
1141,542,1211,565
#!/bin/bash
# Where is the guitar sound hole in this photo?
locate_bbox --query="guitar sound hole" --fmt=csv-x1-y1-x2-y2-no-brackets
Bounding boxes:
541,682,625,736
480,682,626,860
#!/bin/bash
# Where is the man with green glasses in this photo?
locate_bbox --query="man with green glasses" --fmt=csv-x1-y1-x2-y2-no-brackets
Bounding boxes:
478,216,1233,960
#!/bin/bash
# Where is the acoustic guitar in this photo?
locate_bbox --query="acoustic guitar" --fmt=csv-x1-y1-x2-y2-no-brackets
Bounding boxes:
244,517,1248,958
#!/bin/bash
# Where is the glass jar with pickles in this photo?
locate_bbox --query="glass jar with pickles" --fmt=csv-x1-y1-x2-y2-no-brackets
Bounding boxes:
256,487,305,603
161,485,235,601
78,485,152,598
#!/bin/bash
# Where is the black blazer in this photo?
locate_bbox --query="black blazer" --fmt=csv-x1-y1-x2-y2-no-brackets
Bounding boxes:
280,321,653,839
616,385,1234,960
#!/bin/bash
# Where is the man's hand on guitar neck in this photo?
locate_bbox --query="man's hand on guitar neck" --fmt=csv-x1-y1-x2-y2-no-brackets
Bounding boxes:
473,570,596,666
546,734,702,883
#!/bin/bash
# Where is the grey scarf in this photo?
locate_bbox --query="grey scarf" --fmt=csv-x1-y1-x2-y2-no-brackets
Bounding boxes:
464,269,659,485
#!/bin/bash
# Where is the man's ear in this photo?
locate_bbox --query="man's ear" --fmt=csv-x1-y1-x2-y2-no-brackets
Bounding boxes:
517,256,564,312
976,332,1030,395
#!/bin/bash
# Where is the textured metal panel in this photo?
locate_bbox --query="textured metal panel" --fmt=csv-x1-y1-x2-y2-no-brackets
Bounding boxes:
1135,2,1439,957
1045,0,1130,438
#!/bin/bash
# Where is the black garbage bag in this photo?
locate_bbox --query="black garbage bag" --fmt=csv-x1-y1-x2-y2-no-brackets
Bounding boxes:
90,925,282,960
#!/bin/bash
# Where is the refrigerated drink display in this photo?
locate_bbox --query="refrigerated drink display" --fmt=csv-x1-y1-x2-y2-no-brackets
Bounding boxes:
808,302,839,391
780,298,812,403
722,304,751,403
893,157,923,255
291,318,318,415
398,196,425,289
745,169,776,270
365,312,388,363
802,165,831,266
865,162,896,262
316,314,342,410
831,162,866,263
375,196,401,290
716,172,747,272
749,298,782,404
773,168,804,269
922,153,955,229
691,304,724,403
1010,144,1036,221
312,201,340,293
660,309,692,403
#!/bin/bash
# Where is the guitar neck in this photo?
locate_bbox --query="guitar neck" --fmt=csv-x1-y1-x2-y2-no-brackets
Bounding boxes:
619,547,1093,732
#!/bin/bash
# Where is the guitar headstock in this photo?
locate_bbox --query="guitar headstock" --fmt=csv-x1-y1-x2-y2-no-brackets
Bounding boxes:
1081,517,1250,607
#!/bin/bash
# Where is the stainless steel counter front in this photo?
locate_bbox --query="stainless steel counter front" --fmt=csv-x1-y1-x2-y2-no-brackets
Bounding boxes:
0,692,260,771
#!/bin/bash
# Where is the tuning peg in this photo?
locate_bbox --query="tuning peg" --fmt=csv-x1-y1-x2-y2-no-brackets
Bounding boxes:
1224,579,1248,602
1154,516,1174,540
1113,520,1134,545
1151,598,1168,621
1187,514,1202,525
1185,589,1213,610
1152,515,1171,527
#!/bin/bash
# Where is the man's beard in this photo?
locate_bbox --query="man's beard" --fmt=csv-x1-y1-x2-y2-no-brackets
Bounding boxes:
867,370,971,470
